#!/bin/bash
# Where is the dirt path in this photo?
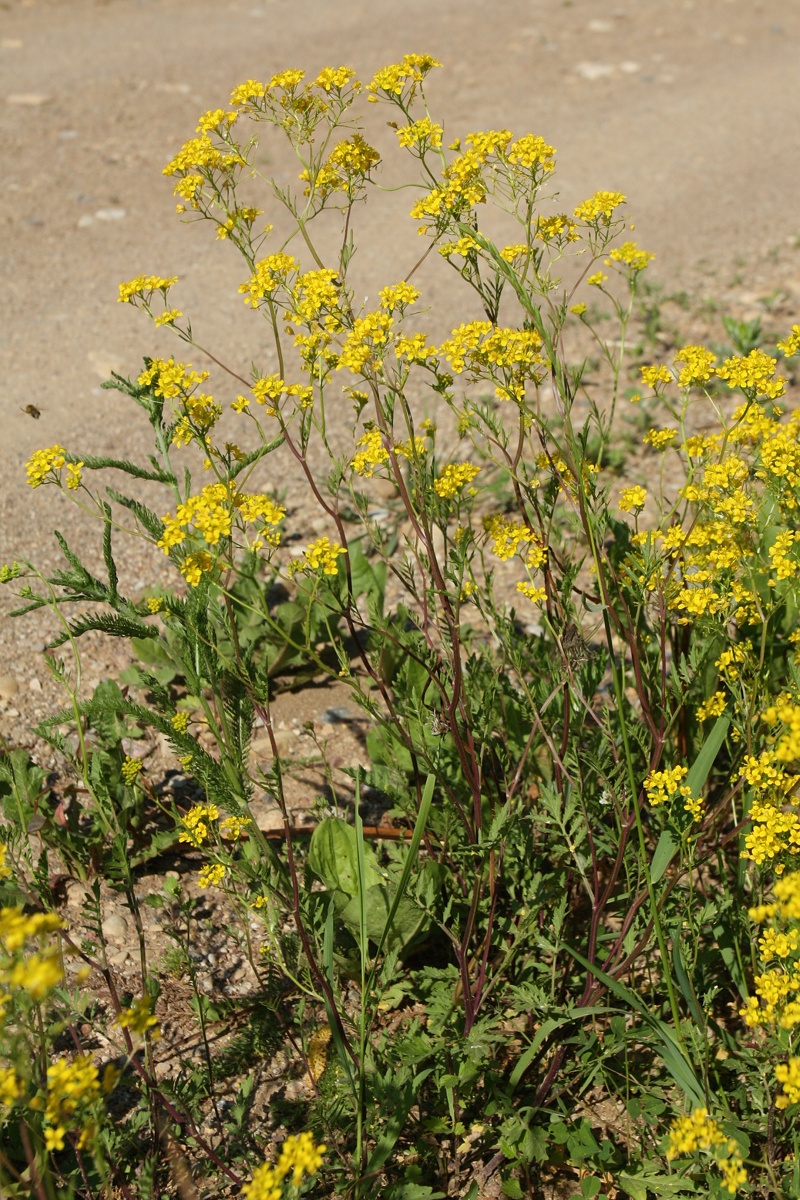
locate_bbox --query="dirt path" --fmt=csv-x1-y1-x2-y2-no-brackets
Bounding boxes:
1,0,799,723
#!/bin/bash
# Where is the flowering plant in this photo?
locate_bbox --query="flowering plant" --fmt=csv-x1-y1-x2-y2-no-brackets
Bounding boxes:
3,54,800,1198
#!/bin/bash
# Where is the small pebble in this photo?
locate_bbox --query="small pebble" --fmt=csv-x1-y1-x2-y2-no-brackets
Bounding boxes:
7,93,50,106
102,914,129,941
321,706,354,724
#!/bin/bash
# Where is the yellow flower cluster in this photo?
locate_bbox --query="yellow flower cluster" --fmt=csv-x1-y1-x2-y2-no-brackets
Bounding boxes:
697,691,726,722
775,1057,800,1109
572,190,626,223
303,537,346,575
44,1055,101,1152
116,994,160,1039
643,427,678,451
396,117,443,149
437,321,544,401
300,133,381,198
535,214,580,244
618,485,647,513
367,54,442,100
337,310,394,373
118,274,178,304
26,445,67,488
0,1066,22,1108
434,462,481,499
642,764,702,821
162,134,244,182
239,253,299,308
351,429,424,477
157,483,285,572
605,241,654,271
198,863,227,888
639,343,786,400
741,873,800,1029
178,804,220,847
378,282,420,310
138,357,209,400
243,1132,326,1200
666,1109,746,1194
410,129,554,231
121,756,143,785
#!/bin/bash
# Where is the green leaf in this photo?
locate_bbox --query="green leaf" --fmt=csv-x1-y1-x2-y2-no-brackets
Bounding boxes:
650,830,676,885
618,1170,696,1200
564,945,708,1107
685,714,730,797
308,817,384,899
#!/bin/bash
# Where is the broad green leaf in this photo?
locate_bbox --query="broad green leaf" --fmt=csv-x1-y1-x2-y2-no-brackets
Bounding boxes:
308,817,383,899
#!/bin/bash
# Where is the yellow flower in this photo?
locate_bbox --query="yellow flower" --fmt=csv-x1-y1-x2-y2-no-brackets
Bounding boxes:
516,581,546,603
605,240,654,271
26,445,67,488
777,324,800,358
171,712,190,734
367,54,442,99
198,863,226,889
573,190,626,222
117,994,160,1039
716,348,785,398
118,274,178,304
303,537,347,575
587,271,607,287
640,365,672,388
618,485,647,513
0,1067,22,1108
180,551,215,587
0,843,11,881
776,1057,800,1108
643,765,688,807
643,427,677,451
697,692,726,722
396,117,443,149
178,804,220,847
154,308,183,327
434,463,481,499
674,344,716,387
121,756,143,786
